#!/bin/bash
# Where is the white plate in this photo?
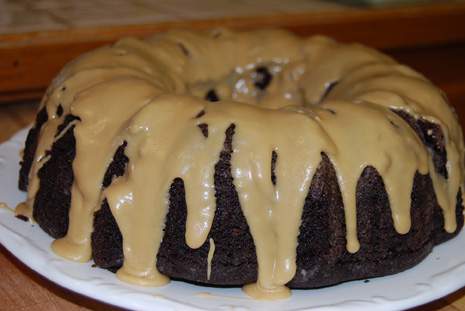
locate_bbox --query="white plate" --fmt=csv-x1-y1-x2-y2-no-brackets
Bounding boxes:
1,128,465,311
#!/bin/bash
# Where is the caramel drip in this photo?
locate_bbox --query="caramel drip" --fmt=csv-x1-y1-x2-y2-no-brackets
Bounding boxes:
0,202,13,212
105,96,213,285
326,61,463,233
18,29,465,300
25,66,159,219
15,202,32,221
52,78,163,262
207,238,215,281
204,102,333,292
318,101,429,248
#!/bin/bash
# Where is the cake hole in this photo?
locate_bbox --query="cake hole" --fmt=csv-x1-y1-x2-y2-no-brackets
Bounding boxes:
198,123,209,138
254,66,272,90
177,43,190,57
61,86,67,92
205,89,219,102
326,108,336,115
56,104,64,117
271,150,278,185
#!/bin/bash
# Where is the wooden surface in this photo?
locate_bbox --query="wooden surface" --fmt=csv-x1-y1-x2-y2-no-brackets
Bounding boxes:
1,1,465,102
0,99,465,310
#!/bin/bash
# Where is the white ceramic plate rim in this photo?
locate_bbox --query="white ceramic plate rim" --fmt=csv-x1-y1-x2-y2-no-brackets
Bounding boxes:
1,128,465,311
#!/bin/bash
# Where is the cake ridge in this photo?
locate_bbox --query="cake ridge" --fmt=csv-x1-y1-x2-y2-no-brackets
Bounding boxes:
16,28,465,300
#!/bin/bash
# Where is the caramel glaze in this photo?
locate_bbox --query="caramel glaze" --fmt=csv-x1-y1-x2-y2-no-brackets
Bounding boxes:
17,29,465,300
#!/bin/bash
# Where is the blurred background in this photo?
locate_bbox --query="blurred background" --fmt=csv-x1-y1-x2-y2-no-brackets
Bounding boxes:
1,0,465,310
1,0,465,105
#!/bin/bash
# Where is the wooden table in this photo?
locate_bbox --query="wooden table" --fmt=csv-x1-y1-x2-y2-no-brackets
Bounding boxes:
1,100,465,310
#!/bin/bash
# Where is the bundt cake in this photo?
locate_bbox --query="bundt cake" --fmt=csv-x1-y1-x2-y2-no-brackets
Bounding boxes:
15,28,465,300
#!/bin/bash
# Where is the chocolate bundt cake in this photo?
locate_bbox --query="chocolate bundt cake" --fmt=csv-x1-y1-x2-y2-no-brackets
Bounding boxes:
16,28,465,299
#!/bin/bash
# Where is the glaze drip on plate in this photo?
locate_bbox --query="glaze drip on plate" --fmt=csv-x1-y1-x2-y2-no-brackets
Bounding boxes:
17,29,465,300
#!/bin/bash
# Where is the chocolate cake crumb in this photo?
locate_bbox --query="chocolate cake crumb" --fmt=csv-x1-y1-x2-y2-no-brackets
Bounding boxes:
102,142,128,188
393,109,448,178
254,67,272,90
198,123,209,138
19,107,48,191
92,142,129,270
33,115,78,238
271,150,278,185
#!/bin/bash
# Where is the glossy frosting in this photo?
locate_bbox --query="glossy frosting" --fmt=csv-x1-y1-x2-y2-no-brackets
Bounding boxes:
18,29,464,300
